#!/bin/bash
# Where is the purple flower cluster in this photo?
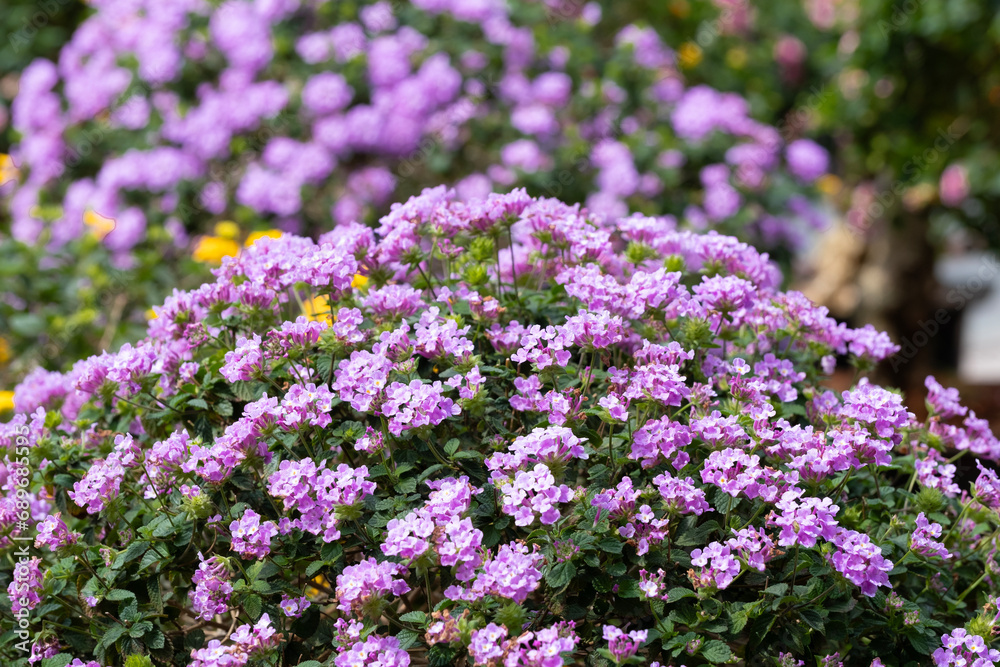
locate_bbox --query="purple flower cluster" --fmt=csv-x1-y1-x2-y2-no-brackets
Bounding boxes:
267,459,375,542
826,528,893,597
229,509,279,559
689,541,742,591
383,476,483,576
603,625,648,663
933,629,1000,666
911,513,950,560
768,490,840,548
445,542,544,604
335,557,411,615
190,553,234,620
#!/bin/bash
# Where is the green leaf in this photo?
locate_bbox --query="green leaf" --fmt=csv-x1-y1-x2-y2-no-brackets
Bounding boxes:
764,583,789,596
667,587,697,602
545,561,577,590
617,577,640,599
106,589,136,602
112,541,147,569
41,654,73,667
244,594,262,620
296,662,323,667
129,621,153,638
399,611,427,624
799,609,825,632
214,399,234,417
396,629,419,650
187,398,209,410
100,624,128,649
701,639,733,663
597,538,623,553
444,438,461,455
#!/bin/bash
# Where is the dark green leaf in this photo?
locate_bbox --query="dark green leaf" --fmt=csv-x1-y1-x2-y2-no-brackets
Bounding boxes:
701,639,733,663
399,611,427,624
546,561,577,590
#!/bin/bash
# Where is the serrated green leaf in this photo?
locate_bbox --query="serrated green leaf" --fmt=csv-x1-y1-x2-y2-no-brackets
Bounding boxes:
244,594,262,620
667,587,697,601
106,589,136,601
545,561,577,590
399,611,427,624
764,583,789,596
100,624,128,649
41,654,73,667
701,639,733,663
187,398,209,410
396,629,419,650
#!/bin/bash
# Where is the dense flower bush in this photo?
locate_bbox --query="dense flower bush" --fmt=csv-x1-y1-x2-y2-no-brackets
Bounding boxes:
1,188,999,666
0,0,834,384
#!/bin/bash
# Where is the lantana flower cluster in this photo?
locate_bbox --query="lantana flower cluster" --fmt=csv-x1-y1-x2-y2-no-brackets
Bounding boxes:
1,188,998,666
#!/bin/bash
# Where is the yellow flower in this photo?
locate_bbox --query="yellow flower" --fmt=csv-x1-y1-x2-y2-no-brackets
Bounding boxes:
678,42,703,69
302,295,332,323
0,337,10,365
725,47,748,70
193,236,240,264
245,229,283,247
214,220,241,240
0,154,20,186
0,391,14,413
817,174,843,197
351,273,369,290
84,209,116,241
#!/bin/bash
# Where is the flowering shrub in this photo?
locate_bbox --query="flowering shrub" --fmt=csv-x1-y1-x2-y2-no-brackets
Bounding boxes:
2,0,837,392
3,188,996,666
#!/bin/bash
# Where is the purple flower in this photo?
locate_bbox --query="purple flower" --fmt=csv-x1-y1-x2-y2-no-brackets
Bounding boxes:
335,557,411,615
911,512,950,560
653,472,711,516
190,553,234,620
8,557,44,614
444,541,544,604
230,509,279,559
221,334,264,382
974,461,1000,510
925,376,968,419
469,623,508,665
629,416,693,469
34,512,80,552
786,139,829,182
826,527,893,596
933,628,1000,666
767,490,840,548
689,541,741,590
603,625,647,662
498,463,574,527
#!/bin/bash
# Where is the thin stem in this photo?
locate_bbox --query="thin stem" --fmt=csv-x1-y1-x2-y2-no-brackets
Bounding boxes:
508,227,520,304
942,498,974,547
957,571,989,603
789,544,800,584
